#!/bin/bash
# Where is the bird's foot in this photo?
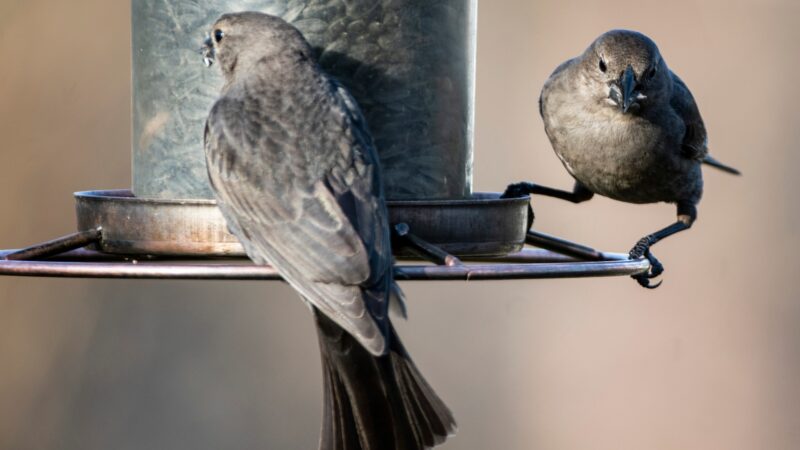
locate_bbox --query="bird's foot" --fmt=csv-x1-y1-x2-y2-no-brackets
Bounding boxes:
632,250,664,289
501,182,534,199
629,236,664,289
500,182,536,231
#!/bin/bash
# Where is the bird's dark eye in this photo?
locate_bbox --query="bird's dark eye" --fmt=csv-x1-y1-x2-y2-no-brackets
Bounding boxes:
647,66,657,79
599,59,607,73
214,29,224,43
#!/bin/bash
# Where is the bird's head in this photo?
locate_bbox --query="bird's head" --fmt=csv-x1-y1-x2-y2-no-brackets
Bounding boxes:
201,12,312,82
581,30,669,114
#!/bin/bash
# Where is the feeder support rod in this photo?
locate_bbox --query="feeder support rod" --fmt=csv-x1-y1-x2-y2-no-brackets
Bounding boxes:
3,228,102,261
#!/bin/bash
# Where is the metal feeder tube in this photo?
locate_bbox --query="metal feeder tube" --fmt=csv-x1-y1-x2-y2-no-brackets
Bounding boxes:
132,0,477,200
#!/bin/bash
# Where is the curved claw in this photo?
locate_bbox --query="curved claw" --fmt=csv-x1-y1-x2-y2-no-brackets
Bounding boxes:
501,183,535,231
644,250,664,278
501,182,532,199
629,242,665,289
633,274,663,289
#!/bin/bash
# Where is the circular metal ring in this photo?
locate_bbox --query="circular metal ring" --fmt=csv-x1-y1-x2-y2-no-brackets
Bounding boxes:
0,249,650,281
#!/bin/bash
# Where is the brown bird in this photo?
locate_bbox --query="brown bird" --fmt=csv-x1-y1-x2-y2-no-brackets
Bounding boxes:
202,12,455,449
505,29,740,288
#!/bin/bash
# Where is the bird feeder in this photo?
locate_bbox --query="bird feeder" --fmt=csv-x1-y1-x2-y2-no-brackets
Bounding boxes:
0,0,650,281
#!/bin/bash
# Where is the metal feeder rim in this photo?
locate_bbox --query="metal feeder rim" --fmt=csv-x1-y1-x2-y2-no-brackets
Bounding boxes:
385,193,527,207
74,189,531,258
73,190,528,206
75,189,214,205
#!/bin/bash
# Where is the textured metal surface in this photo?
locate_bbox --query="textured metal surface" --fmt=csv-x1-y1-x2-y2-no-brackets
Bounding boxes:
0,248,650,281
75,190,529,257
132,0,476,200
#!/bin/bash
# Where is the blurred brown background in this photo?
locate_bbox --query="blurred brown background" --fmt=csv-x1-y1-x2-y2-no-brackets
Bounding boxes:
1,0,799,449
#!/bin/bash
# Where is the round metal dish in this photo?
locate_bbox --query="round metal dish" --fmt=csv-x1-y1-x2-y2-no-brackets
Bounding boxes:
75,190,529,258
388,193,528,257
75,190,241,256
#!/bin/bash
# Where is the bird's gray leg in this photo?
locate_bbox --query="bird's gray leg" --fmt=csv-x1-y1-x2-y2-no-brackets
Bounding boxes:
502,181,595,204
629,202,696,289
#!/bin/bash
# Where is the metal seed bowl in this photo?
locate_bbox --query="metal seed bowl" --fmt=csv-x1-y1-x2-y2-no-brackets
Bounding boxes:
388,193,528,257
75,190,529,258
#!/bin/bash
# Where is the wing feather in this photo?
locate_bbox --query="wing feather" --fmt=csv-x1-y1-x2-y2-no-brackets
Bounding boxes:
204,75,394,355
670,72,708,161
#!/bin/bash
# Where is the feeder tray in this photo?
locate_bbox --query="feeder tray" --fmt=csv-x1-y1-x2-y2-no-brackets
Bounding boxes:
0,191,651,281
74,190,530,258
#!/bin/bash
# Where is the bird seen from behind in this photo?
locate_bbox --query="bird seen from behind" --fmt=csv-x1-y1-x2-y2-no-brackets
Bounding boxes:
201,12,455,449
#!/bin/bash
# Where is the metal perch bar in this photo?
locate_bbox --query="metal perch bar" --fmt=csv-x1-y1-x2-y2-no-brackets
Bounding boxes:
3,228,103,261
525,230,607,261
0,229,650,281
0,251,649,281
393,223,463,266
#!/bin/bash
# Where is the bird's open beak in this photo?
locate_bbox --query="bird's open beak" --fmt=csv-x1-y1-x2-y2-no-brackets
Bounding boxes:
200,34,215,67
609,64,643,113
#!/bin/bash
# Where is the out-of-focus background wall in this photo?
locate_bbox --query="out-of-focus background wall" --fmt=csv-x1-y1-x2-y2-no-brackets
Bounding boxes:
1,1,798,449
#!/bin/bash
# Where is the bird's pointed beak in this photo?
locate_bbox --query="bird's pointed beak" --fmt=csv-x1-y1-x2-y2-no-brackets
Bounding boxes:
200,34,215,67
619,64,637,113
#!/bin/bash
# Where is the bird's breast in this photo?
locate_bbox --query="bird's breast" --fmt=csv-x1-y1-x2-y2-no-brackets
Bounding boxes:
544,102,699,204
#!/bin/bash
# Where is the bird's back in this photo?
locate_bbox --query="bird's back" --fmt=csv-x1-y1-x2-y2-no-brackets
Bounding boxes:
205,58,396,356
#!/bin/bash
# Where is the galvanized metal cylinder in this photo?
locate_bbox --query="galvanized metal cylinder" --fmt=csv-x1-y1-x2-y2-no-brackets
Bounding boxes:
132,0,477,200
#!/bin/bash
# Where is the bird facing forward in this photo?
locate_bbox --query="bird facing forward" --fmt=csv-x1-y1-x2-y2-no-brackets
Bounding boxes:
201,12,455,449
505,29,739,288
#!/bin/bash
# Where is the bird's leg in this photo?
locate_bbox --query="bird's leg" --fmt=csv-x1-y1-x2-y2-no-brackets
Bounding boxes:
502,181,594,232
502,181,595,204
629,202,697,289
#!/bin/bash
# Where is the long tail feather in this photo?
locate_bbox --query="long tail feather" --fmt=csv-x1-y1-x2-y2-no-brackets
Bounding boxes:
315,309,456,450
703,155,741,175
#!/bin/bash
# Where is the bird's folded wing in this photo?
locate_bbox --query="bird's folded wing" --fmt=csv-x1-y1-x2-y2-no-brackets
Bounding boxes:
539,58,576,119
670,72,709,161
204,90,393,355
